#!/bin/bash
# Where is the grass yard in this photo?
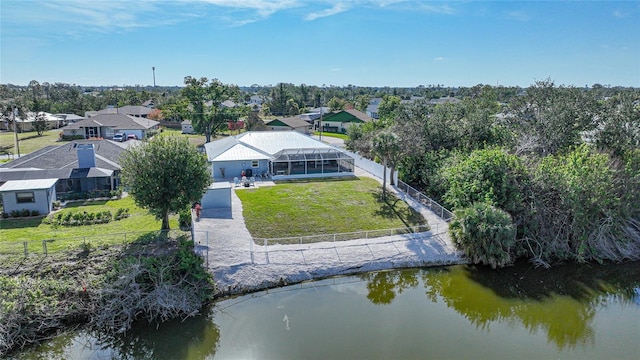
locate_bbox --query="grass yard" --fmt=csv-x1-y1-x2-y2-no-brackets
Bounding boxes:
158,128,206,147
0,129,62,157
235,177,425,239
0,196,180,254
313,131,348,140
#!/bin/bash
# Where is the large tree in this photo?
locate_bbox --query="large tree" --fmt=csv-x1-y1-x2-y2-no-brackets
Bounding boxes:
119,136,211,230
181,76,241,143
506,79,598,156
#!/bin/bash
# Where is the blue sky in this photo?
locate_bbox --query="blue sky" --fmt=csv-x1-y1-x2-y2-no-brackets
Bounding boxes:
1,1,639,88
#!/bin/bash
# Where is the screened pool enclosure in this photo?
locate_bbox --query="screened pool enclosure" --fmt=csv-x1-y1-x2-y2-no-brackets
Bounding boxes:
270,148,354,177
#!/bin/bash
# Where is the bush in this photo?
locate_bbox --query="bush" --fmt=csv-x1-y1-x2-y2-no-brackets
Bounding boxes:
449,202,517,269
114,208,129,220
179,207,192,228
31,210,40,216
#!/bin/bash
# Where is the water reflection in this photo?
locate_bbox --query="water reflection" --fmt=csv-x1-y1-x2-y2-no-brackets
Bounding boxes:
362,261,640,350
19,308,219,360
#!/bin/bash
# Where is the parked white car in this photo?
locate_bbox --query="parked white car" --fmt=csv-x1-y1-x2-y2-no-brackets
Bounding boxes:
113,133,126,142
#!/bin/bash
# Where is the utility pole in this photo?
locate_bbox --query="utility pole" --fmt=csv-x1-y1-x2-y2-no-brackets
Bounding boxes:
152,66,156,87
12,105,20,158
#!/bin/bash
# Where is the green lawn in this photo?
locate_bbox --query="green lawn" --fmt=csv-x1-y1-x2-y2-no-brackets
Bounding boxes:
0,197,180,254
0,129,62,156
313,131,348,140
235,177,426,239
158,128,207,147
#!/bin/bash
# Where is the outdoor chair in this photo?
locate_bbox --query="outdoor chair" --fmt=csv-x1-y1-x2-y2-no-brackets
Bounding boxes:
249,176,255,186
234,177,240,187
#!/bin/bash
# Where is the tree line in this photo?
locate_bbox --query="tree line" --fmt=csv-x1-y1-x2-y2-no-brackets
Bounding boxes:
346,80,640,268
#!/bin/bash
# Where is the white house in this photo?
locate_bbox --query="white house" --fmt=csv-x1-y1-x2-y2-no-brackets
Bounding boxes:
0,178,58,215
203,131,355,181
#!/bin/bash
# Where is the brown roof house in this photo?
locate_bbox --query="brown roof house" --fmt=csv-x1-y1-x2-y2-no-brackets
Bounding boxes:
318,109,372,134
264,116,312,134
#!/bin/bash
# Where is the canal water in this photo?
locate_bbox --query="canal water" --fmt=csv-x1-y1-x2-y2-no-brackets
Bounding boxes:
16,261,640,359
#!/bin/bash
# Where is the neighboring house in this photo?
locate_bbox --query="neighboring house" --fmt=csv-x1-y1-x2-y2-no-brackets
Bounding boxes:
319,109,372,133
429,96,461,105
53,113,85,124
248,95,266,105
141,100,155,108
299,113,321,123
366,104,379,119
0,140,127,199
265,117,312,134
85,105,153,118
204,131,354,181
61,113,159,140
0,178,58,215
1,112,66,132
181,120,194,134
221,100,237,108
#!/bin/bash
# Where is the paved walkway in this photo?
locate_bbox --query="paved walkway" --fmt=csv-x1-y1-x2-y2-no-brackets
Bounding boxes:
193,170,464,297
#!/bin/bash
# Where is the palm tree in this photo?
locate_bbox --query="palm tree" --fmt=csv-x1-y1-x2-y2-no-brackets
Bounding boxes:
372,131,400,199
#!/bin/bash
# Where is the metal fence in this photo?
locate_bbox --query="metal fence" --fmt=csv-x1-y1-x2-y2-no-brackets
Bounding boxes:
396,180,454,221
254,224,432,246
0,230,190,258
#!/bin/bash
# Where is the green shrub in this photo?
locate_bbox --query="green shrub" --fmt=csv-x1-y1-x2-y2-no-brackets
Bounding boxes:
20,209,31,217
178,208,192,228
449,202,517,269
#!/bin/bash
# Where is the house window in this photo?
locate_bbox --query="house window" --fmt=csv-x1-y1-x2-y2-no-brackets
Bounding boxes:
16,192,35,203
252,160,259,168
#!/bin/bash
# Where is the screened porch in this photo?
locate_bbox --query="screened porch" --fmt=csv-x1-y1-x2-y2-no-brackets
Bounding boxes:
270,148,354,177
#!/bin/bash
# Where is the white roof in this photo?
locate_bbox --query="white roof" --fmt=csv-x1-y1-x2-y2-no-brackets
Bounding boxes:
214,143,271,161
0,178,58,191
204,131,336,163
237,131,333,155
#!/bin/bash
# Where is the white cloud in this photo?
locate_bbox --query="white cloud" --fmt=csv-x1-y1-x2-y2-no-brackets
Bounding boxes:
505,10,529,21
417,3,455,15
434,57,445,62
304,2,351,21
199,0,300,18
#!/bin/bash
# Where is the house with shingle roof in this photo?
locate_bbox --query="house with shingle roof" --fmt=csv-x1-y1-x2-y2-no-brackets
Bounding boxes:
319,109,372,134
85,105,154,118
0,140,129,206
265,117,312,134
61,113,159,140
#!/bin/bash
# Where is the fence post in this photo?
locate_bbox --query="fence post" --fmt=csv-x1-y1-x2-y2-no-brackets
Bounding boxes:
264,238,269,264
250,237,254,264
42,240,47,256
23,241,28,257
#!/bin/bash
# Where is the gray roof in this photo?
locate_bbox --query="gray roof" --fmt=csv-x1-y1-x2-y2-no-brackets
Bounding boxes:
88,106,153,117
267,116,312,128
0,140,126,171
0,167,113,183
63,113,158,130
0,178,58,192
